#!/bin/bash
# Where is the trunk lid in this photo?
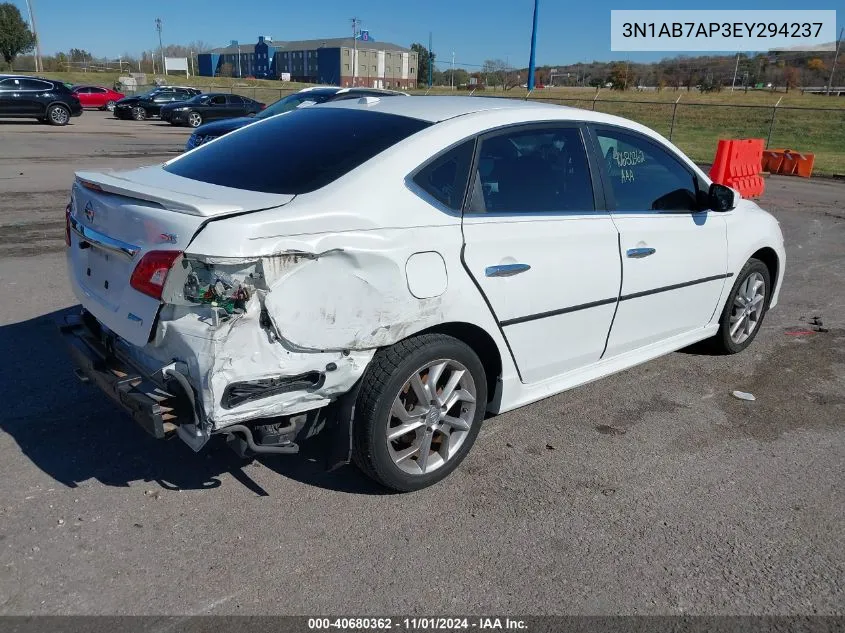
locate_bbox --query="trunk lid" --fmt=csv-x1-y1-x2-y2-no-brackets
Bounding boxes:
67,167,295,347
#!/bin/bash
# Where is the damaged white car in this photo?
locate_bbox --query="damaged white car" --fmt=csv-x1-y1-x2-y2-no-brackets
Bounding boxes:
62,96,785,491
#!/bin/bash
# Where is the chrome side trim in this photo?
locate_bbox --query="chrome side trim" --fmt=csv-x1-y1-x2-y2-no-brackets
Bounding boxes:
69,215,140,259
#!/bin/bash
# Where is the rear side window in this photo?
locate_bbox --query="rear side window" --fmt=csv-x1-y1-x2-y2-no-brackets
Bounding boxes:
19,79,52,90
165,108,431,194
412,139,475,210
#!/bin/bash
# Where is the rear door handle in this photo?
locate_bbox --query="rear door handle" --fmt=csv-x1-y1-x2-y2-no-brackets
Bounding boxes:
485,263,531,277
626,247,656,259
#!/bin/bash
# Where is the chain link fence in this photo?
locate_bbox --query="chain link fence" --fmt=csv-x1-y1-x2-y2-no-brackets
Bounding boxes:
121,81,845,174
524,95,845,174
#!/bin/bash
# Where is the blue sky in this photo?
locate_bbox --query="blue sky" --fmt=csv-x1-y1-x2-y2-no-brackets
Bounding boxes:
11,0,843,68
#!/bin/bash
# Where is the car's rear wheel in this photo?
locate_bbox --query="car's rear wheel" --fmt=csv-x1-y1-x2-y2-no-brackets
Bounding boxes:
712,258,771,354
104,100,116,112
46,104,70,126
352,334,487,492
187,112,203,128
131,106,146,121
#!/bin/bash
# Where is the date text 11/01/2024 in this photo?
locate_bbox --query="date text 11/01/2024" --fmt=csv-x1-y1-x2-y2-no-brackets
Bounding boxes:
307,618,528,630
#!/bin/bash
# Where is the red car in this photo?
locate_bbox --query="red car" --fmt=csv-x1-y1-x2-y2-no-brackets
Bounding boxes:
71,85,125,111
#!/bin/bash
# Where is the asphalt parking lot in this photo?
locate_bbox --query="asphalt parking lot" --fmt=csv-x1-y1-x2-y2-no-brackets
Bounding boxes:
0,110,843,616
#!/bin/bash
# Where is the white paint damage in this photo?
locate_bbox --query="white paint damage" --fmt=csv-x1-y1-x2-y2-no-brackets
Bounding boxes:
139,242,449,432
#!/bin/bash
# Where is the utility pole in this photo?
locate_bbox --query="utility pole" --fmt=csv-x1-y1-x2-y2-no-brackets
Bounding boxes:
155,18,164,76
237,45,242,78
351,17,360,87
450,51,455,89
827,27,844,96
527,0,539,90
731,52,740,92
428,32,433,88
24,0,42,72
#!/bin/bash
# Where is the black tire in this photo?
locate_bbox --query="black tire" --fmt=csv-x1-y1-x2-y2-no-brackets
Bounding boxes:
131,106,146,121
46,104,70,126
352,334,487,492
711,258,771,354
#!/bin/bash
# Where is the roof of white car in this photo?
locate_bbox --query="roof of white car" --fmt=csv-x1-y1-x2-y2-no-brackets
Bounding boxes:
319,95,669,141
320,95,564,123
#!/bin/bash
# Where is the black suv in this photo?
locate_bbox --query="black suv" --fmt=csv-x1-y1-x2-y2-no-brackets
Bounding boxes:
113,87,202,121
0,75,82,125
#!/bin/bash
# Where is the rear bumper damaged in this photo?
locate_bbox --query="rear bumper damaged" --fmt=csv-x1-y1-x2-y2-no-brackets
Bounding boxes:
59,300,374,456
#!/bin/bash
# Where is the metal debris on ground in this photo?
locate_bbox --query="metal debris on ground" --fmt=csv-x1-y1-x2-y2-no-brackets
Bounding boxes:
732,390,757,401
810,316,829,333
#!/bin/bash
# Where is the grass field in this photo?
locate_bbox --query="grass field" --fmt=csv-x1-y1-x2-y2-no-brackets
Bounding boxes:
25,72,845,175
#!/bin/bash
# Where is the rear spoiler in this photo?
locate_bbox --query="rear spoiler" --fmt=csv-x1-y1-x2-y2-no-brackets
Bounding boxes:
74,169,294,218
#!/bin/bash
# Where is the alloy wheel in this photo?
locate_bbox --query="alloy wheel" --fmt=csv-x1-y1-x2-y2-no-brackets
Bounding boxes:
50,106,69,125
105,100,116,111
386,359,477,475
729,271,766,344
188,112,202,128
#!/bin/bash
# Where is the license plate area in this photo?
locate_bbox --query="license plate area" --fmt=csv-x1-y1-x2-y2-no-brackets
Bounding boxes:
82,247,123,311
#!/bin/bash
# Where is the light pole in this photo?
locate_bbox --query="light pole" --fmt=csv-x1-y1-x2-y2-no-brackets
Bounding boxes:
155,18,164,75
827,27,844,96
731,53,740,93
24,0,42,72
527,0,539,90
351,17,360,87
237,45,242,78
450,51,455,89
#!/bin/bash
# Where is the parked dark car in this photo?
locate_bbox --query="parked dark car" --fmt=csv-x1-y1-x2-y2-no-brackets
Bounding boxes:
113,87,202,121
185,86,408,149
160,93,264,128
0,75,82,125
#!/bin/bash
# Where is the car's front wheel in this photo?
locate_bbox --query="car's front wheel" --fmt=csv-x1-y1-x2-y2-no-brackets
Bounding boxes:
46,104,70,126
131,106,146,121
352,334,487,492
712,258,771,354
187,112,203,128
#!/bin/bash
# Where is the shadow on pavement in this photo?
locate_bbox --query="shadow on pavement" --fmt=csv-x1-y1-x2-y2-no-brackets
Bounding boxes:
0,307,386,497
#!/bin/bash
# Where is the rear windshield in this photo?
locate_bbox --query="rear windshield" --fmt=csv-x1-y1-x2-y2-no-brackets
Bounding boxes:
164,107,431,194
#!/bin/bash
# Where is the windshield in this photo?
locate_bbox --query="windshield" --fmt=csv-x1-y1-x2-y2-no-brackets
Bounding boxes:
256,92,333,119
165,107,430,194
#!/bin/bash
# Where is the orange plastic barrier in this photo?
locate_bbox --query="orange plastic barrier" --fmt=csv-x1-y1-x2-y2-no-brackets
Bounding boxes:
709,138,765,199
763,149,815,178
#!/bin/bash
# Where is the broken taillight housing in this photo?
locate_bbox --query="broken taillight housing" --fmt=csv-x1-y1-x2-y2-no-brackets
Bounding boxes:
130,250,182,300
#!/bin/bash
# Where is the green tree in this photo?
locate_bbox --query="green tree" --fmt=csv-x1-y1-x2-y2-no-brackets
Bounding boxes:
411,43,435,87
0,3,35,67
608,62,628,90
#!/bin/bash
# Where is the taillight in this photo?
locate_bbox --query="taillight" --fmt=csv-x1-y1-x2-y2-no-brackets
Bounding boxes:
65,202,72,247
130,250,182,300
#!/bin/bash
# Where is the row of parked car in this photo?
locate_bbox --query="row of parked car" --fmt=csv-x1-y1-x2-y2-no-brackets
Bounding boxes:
0,74,411,138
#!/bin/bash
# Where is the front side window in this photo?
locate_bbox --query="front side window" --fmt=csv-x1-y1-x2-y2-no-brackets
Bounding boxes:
412,139,475,211
467,126,595,214
209,95,226,105
164,108,430,194
595,129,698,212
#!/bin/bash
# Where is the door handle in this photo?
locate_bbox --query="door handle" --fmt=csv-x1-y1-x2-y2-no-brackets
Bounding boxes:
626,247,656,259
485,263,531,277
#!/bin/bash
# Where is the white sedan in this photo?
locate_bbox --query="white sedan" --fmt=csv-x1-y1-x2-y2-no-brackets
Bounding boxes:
62,96,785,491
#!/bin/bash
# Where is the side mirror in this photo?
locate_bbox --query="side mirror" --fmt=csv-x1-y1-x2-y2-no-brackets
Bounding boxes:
708,183,737,212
